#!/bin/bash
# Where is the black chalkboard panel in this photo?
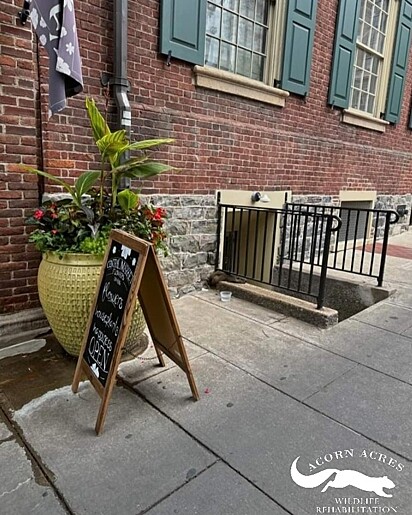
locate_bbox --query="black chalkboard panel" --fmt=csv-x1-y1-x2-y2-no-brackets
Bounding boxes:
83,239,140,387
72,229,198,435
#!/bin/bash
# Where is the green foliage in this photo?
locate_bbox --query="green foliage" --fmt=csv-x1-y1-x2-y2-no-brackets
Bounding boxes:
24,97,174,255
118,189,139,214
79,233,110,255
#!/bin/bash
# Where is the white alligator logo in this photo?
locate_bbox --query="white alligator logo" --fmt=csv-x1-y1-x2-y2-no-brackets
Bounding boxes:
290,457,395,497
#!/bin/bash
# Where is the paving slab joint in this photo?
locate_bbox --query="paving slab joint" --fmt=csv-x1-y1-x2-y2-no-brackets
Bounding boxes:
0,395,74,514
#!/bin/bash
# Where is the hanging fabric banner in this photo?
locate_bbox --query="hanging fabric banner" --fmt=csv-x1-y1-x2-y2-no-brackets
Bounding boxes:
29,0,83,116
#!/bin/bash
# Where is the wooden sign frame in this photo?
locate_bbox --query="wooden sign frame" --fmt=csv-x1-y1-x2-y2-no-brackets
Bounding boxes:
72,229,199,435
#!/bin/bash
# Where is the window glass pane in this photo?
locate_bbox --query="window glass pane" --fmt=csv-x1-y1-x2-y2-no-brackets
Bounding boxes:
361,23,371,46
377,33,385,54
370,28,379,51
371,56,379,74
350,47,381,114
206,4,222,37
358,0,389,54
239,18,253,49
364,53,372,71
367,95,375,113
205,0,268,81
370,74,377,93
222,11,238,43
255,0,267,23
365,1,373,25
252,54,264,81
220,42,236,72
205,36,220,67
360,92,368,111
380,12,388,33
237,48,252,77
223,0,238,9
351,89,360,109
239,0,255,19
354,68,362,89
372,5,380,29
254,24,265,53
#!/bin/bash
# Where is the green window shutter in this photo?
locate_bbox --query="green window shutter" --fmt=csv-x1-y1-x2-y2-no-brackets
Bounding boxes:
159,0,206,66
328,0,361,108
281,0,318,96
385,0,412,124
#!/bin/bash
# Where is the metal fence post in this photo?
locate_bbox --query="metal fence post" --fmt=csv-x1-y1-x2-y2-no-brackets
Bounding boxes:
377,210,399,287
317,215,333,309
215,193,222,270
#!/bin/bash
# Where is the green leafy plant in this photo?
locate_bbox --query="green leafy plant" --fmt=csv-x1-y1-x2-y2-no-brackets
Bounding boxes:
24,98,172,255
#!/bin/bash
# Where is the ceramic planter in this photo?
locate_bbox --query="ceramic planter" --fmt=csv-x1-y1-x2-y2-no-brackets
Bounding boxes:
38,252,147,357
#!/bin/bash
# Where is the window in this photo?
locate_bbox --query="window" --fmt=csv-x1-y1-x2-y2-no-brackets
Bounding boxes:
350,0,397,117
160,0,319,99
329,0,412,127
205,0,270,82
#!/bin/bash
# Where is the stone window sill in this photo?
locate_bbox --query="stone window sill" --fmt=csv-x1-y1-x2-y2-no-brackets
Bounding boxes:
342,109,389,133
193,66,289,107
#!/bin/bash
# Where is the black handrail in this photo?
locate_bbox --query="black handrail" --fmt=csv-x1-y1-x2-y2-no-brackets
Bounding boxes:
286,203,399,285
216,204,341,309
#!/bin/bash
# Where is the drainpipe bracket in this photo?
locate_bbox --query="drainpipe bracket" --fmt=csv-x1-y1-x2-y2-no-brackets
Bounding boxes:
100,73,130,91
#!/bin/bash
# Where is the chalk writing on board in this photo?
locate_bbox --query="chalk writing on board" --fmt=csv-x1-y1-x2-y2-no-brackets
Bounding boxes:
83,242,139,386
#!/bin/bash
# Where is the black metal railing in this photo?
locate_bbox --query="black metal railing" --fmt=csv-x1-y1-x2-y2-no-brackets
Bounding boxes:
285,203,399,286
217,204,341,309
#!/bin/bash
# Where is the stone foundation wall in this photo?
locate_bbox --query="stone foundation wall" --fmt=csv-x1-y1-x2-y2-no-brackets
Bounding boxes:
145,194,218,297
291,194,412,238
375,194,412,236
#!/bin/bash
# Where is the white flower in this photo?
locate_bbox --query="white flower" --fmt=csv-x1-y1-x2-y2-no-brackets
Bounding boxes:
30,8,39,29
61,26,67,37
66,42,74,55
39,34,47,46
40,17,47,28
121,245,131,259
56,56,71,75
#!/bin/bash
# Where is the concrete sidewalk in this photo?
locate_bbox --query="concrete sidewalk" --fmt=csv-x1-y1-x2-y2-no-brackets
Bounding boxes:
1,231,412,514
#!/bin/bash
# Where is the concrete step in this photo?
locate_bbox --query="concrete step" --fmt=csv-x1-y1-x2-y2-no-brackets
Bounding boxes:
216,281,338,328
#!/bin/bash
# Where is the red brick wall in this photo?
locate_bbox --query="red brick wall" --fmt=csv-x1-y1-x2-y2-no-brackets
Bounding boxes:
0,0,41,313
2,0,412,313
20,0,412,197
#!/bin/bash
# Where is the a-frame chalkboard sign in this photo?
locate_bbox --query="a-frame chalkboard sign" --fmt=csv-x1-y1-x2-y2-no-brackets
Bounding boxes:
72,229,199,435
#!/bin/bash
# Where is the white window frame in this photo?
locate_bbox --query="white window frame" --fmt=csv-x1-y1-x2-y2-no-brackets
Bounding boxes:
343,0,399,131
194,0,289,106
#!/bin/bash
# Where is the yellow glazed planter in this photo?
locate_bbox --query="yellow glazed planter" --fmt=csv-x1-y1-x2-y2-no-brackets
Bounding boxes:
38,252,147,357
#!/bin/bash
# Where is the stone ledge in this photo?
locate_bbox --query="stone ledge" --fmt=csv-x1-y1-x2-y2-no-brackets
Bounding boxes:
0,308,49,349
215,282,338,328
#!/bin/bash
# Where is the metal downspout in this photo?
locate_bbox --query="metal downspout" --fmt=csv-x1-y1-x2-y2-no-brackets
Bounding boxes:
113,0,131,188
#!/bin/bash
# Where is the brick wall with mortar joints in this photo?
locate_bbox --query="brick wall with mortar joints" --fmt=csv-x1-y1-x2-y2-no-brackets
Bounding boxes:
0,0,42,313
2,0,412,312
12,0,412,198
